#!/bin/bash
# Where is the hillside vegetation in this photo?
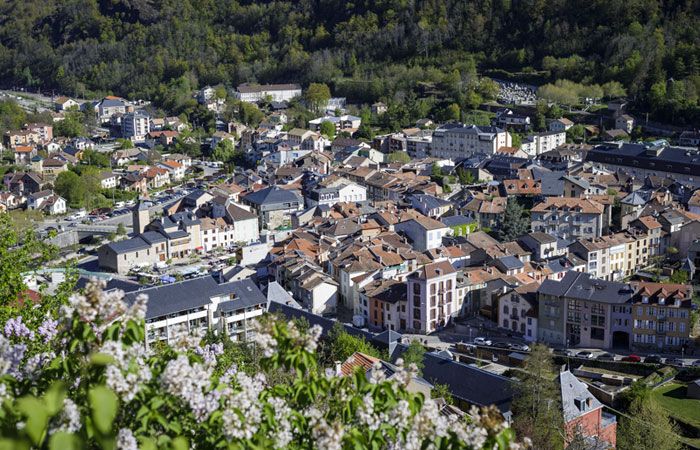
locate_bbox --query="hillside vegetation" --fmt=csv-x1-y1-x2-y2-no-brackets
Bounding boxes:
0,0,699,123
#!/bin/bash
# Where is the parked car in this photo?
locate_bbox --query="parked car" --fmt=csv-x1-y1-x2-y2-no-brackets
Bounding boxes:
576,351,594,359
553,348,575,357
492,342,510,349
666,358,686,367
508,343,530,352
644,354,663,364
692,360,700,367
474,337,492,346
596,353,615,361
621,354,641,363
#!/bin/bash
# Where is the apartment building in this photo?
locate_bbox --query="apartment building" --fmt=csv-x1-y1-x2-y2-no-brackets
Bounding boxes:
531,197,605,240
306,183,367,207
122,111,151,142
630,282,693,351
570,230,654,281
361,279,408,332
431,123,511,160
538,271,634,349
496,283,539,342
125,276,267,346
407,261,458,334
521,131,566,156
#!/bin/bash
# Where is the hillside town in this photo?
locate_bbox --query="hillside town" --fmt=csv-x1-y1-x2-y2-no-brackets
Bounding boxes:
3,80,700,449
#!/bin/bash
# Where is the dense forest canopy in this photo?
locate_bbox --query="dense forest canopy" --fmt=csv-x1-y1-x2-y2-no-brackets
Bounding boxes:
0,0,699,121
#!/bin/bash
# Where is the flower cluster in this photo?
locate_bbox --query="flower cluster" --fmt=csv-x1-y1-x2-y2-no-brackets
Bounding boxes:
4,316,34,340
100,340,152,403
161,355,218,421
37,318,59,343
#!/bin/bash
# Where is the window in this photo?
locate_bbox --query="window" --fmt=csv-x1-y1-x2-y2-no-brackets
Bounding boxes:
503,305,509,314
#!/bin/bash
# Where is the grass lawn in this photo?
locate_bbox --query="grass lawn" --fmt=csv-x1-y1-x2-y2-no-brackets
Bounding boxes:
652,382,700,447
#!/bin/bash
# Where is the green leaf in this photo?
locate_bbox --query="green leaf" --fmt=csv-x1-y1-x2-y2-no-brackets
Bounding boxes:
44,383,66,416
49,432,80,450
90,352,116,366
89,386,119,435
170,436,189,450
17,397,49,445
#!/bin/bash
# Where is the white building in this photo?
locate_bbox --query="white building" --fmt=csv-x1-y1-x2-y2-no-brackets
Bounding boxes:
431,123,511,159
127,277,267,346
394,216,450,251
521,131,566,156
549,118,574,132
306,182,367,207
122,111,151,142
27,190,66,215
235,83,302,103
308,115,362,133
407,261,459,334
497,284,539,342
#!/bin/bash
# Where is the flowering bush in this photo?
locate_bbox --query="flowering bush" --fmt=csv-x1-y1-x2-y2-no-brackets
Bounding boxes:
0,281,523,449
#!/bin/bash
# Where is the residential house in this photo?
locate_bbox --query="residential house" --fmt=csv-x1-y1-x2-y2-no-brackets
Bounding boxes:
497,283,539,342
199,202,259,251
54,96,80,111
5,172,44,195
14,145,36,166
518,232,566,261
407,261,459,334
570,230,654,282
0,192,24,210
559,370,617,448
100,172,120,189
4,129,40,148
394,215,450,251
41,158,68,181
361,279,408,332
493,109,531,131
241,186,304,231
409,194,452,218
147,130,179,146
111,148,143,166
630,281,693,351
461,196,507,228
27,190,66,215
549,118,574,132
679,130,700,147
308,115,362,134
305,183,367,207
615,114,635,134
157,160,185,181
95,96,131,122
531,197,605,240
98,203,203,273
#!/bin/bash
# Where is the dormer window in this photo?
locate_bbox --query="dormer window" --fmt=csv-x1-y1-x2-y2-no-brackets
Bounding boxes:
675,299,681,307
642,296,649,304
658,297,665,305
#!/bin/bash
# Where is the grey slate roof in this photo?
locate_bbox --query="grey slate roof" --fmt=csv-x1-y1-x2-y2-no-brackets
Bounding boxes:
243,186,301,206
393,345,513,415
106,237,150,255
126,276,265,320
440,215,475,227
559,370,603,422
538,271,633,304
266,281,302,309
497,255,525,270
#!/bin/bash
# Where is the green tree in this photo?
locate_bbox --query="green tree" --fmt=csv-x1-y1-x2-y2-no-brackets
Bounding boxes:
0,213,58,321
567,124,586,143
82,149,110,167
212,139,235,163
319,120,335,139
54,111,86,137
457,167,475,185
511,344,564,449
617,396,681,450
0,100,27,135
323,322,382,363
117,138,134,150
387,151,411,164
401,339,426,376
55,171,86,208
668,270,688,284
498,198,530,241
304,83,331,113
116,223,127,236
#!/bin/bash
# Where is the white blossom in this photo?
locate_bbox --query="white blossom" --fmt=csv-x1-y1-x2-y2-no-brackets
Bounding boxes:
116,428,139,450
50,398,81,434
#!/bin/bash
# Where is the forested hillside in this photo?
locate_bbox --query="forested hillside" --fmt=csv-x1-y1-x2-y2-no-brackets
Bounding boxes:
0,0,699,122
